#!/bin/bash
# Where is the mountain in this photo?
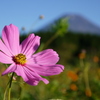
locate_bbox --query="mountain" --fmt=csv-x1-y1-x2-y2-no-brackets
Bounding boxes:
39,14,100,35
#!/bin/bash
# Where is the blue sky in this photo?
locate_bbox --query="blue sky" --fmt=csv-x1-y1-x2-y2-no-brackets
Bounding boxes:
0,0,100,34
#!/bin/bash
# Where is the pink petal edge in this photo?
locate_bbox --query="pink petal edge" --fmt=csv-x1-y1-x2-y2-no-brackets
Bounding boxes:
2,64,16,75
20,34,40,58
2,24,20,55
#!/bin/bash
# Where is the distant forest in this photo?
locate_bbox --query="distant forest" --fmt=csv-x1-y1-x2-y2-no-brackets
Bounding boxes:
20,31,100,64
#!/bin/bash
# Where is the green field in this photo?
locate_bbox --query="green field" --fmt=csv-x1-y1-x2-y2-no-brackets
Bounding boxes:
0,20,100,100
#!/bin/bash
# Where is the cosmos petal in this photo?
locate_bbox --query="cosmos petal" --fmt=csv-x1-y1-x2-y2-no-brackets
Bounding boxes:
26,63,64,76
15,65,29,82
0,39,12,56
24,65,49,85
0,52,13,64
20,34,40,58
2,64,16,75
29,49,59,65
15,65,49,85
2,24,20,55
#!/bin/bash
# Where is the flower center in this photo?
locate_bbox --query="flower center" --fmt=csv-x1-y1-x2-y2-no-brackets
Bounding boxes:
13,54,26,65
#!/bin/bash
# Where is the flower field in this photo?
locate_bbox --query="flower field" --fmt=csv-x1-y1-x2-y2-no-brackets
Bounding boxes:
0,20,100,100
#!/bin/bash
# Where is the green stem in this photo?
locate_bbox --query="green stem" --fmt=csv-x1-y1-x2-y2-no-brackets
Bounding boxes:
80,59,84,68
17,85,22,100
8,88,11,100
3,82,9,100
84,64,90,88
29,18,40,33
43,32,59,49
8,72,14,100
3,72,14,100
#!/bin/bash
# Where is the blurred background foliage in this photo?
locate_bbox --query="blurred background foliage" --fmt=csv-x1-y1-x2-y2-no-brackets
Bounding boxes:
0,18,100,100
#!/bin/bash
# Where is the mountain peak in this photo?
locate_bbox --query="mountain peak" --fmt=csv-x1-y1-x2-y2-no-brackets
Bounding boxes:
61,14,100,34
39,13,100,35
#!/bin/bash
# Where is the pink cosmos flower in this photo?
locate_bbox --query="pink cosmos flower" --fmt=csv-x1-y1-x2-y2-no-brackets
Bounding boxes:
0,24,64,86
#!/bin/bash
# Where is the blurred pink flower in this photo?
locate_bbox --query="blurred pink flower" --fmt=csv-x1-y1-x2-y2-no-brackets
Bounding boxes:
0,24,64,86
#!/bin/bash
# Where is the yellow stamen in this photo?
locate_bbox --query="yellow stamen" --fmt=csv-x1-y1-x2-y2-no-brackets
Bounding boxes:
13,54,26,65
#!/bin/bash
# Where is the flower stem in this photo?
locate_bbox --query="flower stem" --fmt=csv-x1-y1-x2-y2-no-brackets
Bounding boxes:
43,33,58,49
8,72,14,100
84,64,90,88
3,83,9,100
